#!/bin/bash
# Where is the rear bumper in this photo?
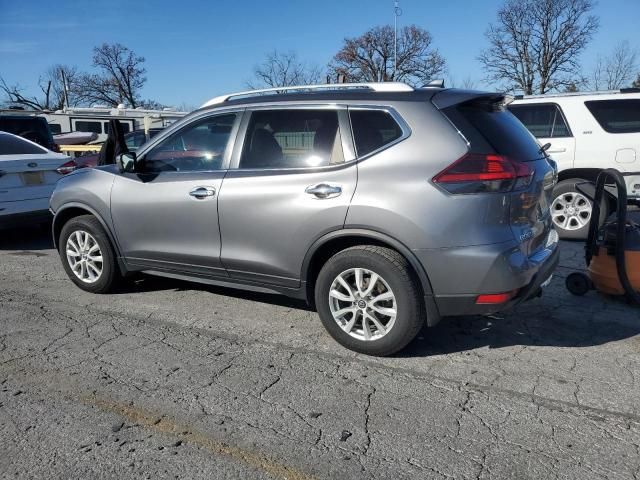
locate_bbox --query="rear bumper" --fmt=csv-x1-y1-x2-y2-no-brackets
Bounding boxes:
415,238,560,317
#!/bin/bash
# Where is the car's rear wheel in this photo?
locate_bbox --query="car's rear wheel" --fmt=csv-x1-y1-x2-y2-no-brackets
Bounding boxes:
59,215,120,293
315,246,424,356
551,178,609,240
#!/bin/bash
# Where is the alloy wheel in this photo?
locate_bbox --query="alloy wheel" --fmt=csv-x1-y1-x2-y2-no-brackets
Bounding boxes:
551,191,593,231
66,230,103,284
328,268,397,341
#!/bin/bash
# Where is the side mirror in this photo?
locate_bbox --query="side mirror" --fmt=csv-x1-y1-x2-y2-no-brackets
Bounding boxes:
117,152,137,173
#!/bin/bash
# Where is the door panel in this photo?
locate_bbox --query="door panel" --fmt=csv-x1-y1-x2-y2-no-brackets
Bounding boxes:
539,136,575,172
218,167,356,286
111,171,226,274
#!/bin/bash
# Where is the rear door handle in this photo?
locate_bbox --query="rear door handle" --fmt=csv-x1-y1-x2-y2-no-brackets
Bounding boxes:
189,186,216,199
305,183,342,199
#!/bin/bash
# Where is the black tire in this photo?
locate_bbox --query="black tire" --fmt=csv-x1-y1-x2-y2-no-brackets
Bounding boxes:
552,178,610,240
58,215,120,293
565,272,592,296
314,245,424,356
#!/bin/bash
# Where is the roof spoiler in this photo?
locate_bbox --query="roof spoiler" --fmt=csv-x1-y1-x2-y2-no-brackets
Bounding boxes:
431,91,513,110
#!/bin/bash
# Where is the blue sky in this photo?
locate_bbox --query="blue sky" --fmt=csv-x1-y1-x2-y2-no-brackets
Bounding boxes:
1,0,638,108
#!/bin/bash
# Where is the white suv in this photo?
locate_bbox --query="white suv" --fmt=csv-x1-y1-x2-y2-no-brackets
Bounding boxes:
510,89,640,239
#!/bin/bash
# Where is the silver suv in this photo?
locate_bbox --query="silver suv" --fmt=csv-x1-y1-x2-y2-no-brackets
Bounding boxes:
50,82,559,356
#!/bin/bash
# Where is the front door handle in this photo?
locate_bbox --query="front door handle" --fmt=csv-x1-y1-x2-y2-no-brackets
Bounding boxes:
305,183,342,199
189,186,216,199
548,147,567,153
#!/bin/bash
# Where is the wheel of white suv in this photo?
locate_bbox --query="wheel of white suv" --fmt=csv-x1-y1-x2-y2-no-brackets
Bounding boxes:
59,215,120,293
551,178,610,240
314,246,424,356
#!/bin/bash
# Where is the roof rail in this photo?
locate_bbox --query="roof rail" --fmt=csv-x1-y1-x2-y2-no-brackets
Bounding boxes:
201,82,414,108
514,88,640,100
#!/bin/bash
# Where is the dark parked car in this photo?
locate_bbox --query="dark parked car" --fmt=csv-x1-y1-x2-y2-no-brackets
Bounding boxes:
75,128,164,168
0,114,59,152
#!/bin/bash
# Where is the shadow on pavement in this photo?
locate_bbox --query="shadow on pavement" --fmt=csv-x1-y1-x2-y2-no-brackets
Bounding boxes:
125,273,639,355
398,294,640,357
0,224,53,251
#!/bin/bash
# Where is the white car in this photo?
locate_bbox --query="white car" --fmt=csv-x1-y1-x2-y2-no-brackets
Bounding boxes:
510,88,640,239
0,131,76,228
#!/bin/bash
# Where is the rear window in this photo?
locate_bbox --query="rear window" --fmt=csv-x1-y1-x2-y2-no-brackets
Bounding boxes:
444,101,544,161
0,117,52,146
585,99,640,134
349,109,403,157
0,133,48,155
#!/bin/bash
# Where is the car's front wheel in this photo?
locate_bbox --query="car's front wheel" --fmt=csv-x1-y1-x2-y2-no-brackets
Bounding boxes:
59,215,120,293
315,246,424,356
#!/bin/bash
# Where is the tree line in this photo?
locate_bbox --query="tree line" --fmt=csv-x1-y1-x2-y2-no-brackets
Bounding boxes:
2,0,638,111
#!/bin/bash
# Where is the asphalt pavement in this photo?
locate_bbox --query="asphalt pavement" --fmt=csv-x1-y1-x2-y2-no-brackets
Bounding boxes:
1,226,639,479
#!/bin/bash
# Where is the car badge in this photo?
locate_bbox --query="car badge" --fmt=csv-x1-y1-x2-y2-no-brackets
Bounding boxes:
28,162,38,168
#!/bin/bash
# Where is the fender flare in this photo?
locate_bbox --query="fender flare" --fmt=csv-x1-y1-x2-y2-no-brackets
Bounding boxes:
301,228,434,296
52,202,123,262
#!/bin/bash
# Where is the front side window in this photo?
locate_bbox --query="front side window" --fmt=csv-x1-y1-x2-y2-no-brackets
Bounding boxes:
585,99,640,134
349,109,403,157
239,109,344,169
508,104,571,138
142,113,236,172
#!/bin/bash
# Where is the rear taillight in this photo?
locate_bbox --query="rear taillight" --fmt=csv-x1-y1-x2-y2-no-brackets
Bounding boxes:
56,159,77,175
433,153,533,194
476,290,518,305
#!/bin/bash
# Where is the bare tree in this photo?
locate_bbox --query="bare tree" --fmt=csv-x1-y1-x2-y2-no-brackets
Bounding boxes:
479,0,599,94
446,74,478,90
76,43,146,107
633,74,640,88
248,50,322,89
591,41,638,90
1,65,78,110
328,25,446,86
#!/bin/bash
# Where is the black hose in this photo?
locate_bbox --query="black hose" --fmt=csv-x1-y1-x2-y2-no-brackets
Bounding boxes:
587,169,640,304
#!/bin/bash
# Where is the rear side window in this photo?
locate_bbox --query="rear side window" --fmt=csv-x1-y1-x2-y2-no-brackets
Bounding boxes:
0,133,48,155
74,121,102,134
239,109,344,169
444,101,543,162
509,104,571,138
585,99,640,134
349,109,403,157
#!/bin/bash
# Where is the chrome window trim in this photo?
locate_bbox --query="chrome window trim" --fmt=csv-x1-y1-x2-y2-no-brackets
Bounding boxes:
347,105,412,160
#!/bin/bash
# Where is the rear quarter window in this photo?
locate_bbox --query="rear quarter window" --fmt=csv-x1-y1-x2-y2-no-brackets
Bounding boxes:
349,109,403,157
585,99,640,134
